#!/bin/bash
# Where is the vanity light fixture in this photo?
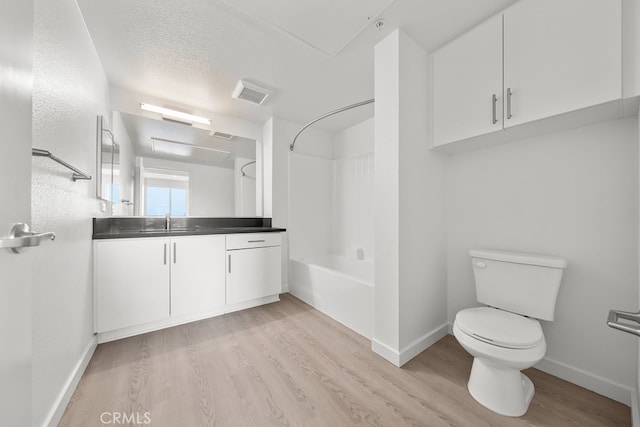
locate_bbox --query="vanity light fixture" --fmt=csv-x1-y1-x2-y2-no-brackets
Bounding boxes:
140,103,212,126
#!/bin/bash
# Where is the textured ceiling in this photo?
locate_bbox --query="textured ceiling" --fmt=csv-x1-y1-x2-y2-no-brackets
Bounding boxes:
77,0,517,133
220,0,395,56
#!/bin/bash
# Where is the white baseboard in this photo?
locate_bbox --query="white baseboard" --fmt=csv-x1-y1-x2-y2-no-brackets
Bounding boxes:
372,323,449,367
98,308,226,343
535,357,633,406
44,337,97,427
631,389,639,427
371,338,401,366
98,296,280,344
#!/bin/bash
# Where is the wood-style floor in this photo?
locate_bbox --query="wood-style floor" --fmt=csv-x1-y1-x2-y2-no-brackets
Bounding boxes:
60,294,630,426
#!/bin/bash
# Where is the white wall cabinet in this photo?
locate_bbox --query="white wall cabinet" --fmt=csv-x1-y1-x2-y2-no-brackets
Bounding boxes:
94,238,170,333
432,14,503,145
503,0,621,128
170,235,226,317
226,233,282,306
431,0,621,147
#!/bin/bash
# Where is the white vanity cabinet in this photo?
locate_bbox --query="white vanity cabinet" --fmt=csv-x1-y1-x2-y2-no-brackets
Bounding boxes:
170,235,226,317
94,231,283,342
94,235,226,335
431,0,621,148
226,233,282,307
94,238,170,333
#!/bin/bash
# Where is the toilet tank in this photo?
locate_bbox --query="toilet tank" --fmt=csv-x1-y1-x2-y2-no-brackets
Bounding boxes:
470,249,568,321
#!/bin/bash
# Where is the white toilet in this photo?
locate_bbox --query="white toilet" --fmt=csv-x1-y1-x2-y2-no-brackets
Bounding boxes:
453,249,567,417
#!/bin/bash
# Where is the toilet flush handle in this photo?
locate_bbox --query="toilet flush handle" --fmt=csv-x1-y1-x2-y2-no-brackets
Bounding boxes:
474,261,487,269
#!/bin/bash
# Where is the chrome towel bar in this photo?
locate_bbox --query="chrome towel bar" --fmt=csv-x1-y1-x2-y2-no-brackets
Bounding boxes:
32,148,92,181
607,309,640,337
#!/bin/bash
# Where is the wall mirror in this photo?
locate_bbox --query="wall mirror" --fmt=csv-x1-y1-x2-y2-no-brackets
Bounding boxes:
111,111,259,217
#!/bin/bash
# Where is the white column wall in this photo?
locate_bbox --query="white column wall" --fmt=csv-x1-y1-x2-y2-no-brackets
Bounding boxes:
373,29,448,366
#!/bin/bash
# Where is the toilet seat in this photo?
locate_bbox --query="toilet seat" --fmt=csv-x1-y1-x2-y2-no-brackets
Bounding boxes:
456,307,543,349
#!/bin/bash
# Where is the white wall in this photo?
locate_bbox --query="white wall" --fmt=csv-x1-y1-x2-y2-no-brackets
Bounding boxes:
31,0,110,425
373,29,448,366
288,117,375,262
447,117,639,404
288,152,334,259
636,104,640,424
141,157,234,217
333,118,375,261
266,117,333,291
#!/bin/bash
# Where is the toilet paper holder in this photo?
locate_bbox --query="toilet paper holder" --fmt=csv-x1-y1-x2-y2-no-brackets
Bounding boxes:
607,309,640,337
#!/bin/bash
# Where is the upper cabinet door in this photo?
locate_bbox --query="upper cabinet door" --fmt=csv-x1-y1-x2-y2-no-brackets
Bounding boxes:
432,14,503,147
503,0,621,128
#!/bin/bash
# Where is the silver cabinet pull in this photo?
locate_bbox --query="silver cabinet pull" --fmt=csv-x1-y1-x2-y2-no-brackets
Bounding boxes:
0,223,55,254
607,309,640,337
228,254,231,273
506,87,513,120
164,243,167,265
173,242,177,264
491,94,498,125
248,240,266,243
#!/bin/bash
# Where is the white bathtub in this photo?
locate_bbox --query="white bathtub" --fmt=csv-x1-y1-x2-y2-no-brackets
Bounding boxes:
289,255,373,338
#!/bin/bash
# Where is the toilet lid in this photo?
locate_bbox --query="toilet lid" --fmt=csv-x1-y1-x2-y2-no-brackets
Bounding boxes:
456,307,543,349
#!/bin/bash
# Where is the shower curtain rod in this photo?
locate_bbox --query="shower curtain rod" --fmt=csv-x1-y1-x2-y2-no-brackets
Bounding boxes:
289,98,374,152
240,160,256,177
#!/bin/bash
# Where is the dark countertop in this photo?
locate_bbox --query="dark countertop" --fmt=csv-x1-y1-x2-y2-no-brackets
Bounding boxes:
93,217,286,240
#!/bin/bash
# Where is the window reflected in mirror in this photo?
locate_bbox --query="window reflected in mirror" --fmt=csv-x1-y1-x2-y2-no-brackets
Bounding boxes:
142,168,190,216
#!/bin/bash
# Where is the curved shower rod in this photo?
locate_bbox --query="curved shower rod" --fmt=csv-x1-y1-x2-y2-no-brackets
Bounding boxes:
289,98,375,152
241,160,256,177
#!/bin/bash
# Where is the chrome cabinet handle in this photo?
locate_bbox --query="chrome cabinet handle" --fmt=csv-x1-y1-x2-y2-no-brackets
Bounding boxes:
491,94,498,125
0,223,55,254
173,242,177,264
506,87,513,120
164,243,167,265
607,309,640,337
248,240,266,243
228,254,231,273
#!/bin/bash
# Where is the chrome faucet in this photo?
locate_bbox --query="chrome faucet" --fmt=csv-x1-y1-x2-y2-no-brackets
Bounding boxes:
165,214,171,231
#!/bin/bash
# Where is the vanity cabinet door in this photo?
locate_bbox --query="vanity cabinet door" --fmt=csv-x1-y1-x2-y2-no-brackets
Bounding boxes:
502,0,621,128
226,245,282,306
94,238,170,333
170,235,226,316
431,13,504,147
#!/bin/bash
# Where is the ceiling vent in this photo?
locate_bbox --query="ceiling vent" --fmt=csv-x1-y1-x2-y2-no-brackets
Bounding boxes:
211,131,234,140
232,80,271,105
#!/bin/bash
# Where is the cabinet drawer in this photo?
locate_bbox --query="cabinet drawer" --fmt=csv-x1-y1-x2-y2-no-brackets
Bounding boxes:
226,232,281,250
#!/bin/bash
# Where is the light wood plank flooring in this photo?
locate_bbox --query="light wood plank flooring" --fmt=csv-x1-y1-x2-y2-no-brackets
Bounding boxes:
60,294,630,426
